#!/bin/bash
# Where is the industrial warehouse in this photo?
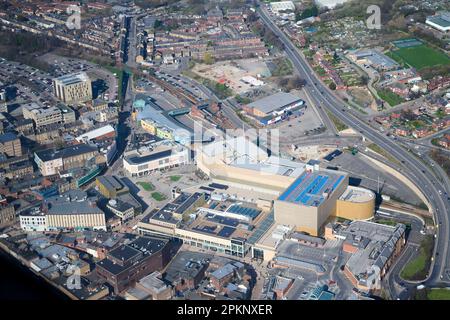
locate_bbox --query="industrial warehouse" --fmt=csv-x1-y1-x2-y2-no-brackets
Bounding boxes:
243,92,305,125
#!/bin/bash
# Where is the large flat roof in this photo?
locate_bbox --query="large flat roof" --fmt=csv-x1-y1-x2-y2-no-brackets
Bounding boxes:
126,149,173,165
247,92,303,114
109,244,141,262
427,13,450,28
54,72,90,86
339,186,374,203
36,144,97,162
231,155,305,177
200,135,267,163
0,132,18,143
47,202,103,215
76,125,115,142
278,169,347,207
97,236,169,275
97,175,125,192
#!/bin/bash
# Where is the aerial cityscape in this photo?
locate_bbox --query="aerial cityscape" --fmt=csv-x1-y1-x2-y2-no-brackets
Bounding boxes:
0,0,449,304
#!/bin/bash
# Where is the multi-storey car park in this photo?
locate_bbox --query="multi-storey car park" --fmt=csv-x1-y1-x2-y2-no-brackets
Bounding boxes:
242,92,306,126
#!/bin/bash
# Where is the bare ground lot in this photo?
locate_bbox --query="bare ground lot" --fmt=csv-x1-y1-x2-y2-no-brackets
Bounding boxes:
191,58,272,94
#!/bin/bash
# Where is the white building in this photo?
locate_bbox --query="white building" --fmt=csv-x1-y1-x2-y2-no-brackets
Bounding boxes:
107,199,135,221
20,210,47,232
314,0,349,9
270,1,296,13
75,124,115,143
241,76,264,87
123,141,189,177
20,191,107,232
426,12,450,33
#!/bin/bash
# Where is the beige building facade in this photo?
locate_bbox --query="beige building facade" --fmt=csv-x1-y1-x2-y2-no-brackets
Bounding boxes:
53,72,93,103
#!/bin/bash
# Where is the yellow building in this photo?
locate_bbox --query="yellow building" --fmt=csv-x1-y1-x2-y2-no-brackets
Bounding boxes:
335,186,375,221
274,172,375,236
156,127,173,140
141,119,157,135
274,169,350,236
47,212,106,231
141,119,174,140
45,190,106,231
96,176,129,199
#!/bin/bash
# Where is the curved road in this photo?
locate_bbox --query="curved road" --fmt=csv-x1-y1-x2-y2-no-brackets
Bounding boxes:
256,3,450,288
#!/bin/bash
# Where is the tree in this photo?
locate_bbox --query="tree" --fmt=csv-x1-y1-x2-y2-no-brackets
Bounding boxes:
360,75,369,85
154,20,164,30
275,77,289,89
389,15,407,30
329,82,337,90
296,5,318,21
287,76,307,90
333,51,339,61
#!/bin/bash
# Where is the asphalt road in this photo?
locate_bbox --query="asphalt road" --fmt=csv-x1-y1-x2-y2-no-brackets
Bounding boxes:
378,208,425,299
178,73,247,130
256,3,450,288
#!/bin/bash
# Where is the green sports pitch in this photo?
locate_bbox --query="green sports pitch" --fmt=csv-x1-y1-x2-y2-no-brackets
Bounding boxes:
387,45,450,70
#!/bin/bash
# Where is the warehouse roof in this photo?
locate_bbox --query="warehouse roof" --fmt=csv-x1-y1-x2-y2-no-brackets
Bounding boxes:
0,132,18,143
247,92,303,114
97,176,126,192
427,12,450,28
76,124,115,142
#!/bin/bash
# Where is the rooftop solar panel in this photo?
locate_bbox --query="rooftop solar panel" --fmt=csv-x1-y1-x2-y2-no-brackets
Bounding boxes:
218,226,236,238
227,205,261,219
278,170,346,207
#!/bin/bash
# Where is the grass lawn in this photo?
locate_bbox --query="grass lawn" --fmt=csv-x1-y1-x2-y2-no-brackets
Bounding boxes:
151,192,167,201
387,45,450,70
374,219,397,226
367,143,399,165
314,66,327,77
169,175,181,182
427,288,450,300
401,235,433,281
377,89,405,106
271,58,293,77
325,110,348,131
137,182,155,192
